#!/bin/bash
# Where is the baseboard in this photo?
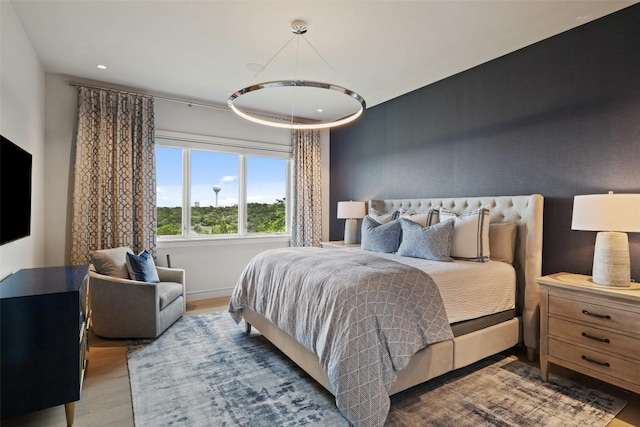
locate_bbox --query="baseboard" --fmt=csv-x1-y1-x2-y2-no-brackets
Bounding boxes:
186,288,233,301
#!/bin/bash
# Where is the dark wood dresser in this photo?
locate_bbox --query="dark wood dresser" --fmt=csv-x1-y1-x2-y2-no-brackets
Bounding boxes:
1,265,90,426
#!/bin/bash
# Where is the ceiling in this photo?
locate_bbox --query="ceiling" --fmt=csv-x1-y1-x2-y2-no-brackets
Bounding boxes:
10,1,637,123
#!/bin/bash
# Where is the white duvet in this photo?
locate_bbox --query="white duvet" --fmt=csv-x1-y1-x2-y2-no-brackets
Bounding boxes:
346,248,516,323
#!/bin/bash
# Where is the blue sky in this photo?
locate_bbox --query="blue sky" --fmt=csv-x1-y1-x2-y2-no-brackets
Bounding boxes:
156,147,286,207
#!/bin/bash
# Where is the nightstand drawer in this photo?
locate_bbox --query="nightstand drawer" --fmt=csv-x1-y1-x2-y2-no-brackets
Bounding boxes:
548,317,639,360
548,295,638,332
549,338,640,386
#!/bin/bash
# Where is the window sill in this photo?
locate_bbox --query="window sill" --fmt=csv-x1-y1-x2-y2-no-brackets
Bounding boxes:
157,234,290,248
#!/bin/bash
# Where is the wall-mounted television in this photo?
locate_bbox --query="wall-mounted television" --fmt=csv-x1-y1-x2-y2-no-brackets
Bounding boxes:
1,135,32,245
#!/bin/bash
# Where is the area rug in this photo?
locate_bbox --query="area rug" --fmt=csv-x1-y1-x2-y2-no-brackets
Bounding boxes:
127,312,626,427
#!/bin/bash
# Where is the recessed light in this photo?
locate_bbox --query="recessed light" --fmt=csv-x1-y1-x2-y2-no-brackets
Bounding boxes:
317,109,323,113
96,64,107,70
576,15,590,21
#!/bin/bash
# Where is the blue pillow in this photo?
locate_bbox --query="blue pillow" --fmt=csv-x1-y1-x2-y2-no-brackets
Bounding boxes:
397,218,455,262
126,250,160,283
361,216,402,253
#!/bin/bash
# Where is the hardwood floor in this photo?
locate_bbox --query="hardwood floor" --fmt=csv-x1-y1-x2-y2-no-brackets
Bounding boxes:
3,296,638,426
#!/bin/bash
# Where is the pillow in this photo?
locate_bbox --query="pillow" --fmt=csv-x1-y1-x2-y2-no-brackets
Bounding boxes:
89,246,133,278
489,222,517,264
367,208,398,224
440,206,491,262
397,218,455,262
398,209,439,227
361,216,402,253
126,250,160,283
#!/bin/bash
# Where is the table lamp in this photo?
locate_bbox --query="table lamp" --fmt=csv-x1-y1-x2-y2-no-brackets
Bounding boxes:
337,201,366,245
571,192,640,287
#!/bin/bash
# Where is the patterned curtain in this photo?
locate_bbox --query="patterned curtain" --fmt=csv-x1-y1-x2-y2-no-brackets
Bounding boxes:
290,129,322,247
69,86,156,264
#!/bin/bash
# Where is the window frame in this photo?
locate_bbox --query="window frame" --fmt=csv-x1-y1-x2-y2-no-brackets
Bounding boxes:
155,130,292,242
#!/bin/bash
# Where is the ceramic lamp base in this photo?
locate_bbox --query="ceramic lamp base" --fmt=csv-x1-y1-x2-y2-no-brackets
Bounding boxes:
344,219,358,245
592,231,631,287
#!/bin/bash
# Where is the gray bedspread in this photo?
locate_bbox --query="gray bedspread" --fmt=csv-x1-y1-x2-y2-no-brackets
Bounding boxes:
228,247,454,427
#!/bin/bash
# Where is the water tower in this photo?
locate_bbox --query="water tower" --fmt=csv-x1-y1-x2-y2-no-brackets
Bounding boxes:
212,185,221,207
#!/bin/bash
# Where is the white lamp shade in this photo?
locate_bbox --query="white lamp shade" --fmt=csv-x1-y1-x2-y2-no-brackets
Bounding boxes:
571,193,640,232
337,201,366,219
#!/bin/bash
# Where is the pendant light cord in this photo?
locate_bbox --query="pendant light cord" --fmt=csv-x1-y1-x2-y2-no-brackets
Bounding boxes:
290,35,301,125
247,35,296,85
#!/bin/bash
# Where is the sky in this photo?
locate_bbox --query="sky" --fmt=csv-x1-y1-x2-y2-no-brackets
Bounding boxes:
156,147,286,207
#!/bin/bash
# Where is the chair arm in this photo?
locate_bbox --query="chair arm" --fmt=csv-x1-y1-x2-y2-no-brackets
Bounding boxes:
156,266,185,284
89,271,160,338
156,267,186,311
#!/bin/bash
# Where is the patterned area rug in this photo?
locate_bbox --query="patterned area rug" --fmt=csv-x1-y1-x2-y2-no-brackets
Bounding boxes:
127,312,626,427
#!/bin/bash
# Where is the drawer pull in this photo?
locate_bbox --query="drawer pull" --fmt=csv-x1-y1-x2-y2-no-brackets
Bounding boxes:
581,332,610,344
581,309,611,320
581,355,610,368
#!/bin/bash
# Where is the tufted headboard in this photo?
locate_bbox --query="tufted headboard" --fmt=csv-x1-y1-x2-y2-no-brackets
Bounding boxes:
369,194,544,356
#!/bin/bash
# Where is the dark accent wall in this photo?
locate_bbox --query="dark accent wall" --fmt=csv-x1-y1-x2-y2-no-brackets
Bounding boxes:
330,4,640,279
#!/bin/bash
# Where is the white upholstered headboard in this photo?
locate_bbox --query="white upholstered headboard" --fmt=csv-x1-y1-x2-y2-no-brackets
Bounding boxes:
369,194,544,355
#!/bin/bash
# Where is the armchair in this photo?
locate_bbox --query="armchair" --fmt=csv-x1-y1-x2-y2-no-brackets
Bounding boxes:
89,265,186,338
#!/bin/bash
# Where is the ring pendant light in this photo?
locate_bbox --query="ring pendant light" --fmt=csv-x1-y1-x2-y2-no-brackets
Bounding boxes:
228,20,366,130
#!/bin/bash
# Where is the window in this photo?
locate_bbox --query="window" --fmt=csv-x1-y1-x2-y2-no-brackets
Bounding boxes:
156,146,183,236
247,156,287,233
155,132,290,240
191,151,239,236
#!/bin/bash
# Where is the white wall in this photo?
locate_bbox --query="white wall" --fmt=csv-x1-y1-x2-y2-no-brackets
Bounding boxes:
42,76,331,300
43,73,77,266
0,2,46,279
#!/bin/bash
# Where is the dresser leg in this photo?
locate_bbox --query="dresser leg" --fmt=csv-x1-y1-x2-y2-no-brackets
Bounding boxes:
65,402,75,426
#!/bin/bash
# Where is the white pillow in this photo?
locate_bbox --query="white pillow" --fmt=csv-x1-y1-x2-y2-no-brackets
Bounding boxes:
368,208,397,224
398,209,439,227
439,206,491,262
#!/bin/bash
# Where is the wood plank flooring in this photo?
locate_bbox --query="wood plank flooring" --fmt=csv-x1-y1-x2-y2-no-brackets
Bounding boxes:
3,296,638,427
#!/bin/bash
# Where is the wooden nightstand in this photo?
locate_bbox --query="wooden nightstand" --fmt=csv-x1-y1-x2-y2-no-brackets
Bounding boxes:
320,241,360,249
535,273,640,394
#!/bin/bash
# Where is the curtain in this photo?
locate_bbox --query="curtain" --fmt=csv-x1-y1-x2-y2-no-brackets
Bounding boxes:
290,129,322,247
69,86,156,264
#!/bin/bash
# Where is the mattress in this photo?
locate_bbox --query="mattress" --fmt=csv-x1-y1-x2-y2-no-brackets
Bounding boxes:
348,249,516,324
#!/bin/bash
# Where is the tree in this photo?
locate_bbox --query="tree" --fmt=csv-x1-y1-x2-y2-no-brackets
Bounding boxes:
157,199,285,236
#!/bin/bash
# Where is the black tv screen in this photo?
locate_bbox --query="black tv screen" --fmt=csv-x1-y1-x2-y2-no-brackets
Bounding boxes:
1,135,32,245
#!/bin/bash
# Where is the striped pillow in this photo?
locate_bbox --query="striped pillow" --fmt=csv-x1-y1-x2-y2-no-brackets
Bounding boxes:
398,208,439,227
439,206,491,262
368,208,398,224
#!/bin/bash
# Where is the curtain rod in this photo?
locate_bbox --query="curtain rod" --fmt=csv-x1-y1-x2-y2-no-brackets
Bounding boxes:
69,81,230,112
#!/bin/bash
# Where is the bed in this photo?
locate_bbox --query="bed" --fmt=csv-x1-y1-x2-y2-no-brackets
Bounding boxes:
229,194,544,427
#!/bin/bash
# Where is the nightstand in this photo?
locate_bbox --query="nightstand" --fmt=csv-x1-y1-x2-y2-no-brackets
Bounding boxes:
535,272,640,394
320,241,360,249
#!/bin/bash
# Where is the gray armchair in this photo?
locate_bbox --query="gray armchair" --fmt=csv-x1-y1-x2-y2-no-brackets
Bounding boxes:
89,265,186,338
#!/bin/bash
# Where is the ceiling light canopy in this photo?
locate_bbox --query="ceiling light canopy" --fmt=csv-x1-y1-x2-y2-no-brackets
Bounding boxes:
228,20,366,130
